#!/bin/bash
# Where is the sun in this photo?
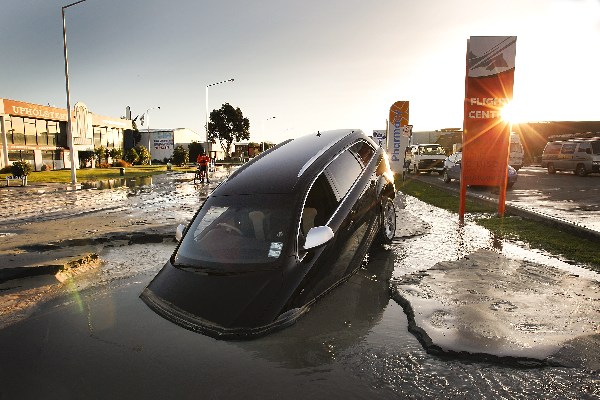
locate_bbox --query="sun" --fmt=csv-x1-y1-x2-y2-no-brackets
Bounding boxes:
500,100,533,125
501,101,521,124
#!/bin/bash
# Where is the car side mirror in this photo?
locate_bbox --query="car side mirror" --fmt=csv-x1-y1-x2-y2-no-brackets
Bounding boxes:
175,224,186,242
303,226,334,250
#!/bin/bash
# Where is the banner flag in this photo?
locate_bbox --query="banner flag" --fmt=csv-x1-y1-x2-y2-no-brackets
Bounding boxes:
461,36,516,217
387,101,409,174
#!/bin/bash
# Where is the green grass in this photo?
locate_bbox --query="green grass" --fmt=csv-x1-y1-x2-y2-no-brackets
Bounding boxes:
397,177,496,213
476,216,600,267
1,165,196,184
396,177,600,269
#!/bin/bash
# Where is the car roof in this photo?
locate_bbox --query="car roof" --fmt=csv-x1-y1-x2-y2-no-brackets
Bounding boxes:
213,129,372,196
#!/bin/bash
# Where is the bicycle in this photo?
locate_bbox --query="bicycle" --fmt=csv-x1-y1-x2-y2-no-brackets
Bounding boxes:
193,165,209,184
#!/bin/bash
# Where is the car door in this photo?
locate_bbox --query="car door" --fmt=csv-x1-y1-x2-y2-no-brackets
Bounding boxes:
294,143,375,303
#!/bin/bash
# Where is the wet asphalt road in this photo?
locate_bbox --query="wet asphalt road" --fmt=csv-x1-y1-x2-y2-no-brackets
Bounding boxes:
409,166,600,234
0,170,598,399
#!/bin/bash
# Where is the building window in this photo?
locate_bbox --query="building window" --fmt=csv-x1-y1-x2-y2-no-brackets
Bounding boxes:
8,150,35,162
11,117,25,144
93,126,101,147
58,122,67,147
24,118,37,145
47,121,59,146
36,119,48,145
42,150,62,170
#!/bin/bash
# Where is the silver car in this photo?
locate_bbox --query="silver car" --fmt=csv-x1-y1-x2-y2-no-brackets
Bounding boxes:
442,152,518,188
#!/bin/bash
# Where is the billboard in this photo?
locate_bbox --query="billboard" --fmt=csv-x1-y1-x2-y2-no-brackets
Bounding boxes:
387,101,410,173
461,36,516,217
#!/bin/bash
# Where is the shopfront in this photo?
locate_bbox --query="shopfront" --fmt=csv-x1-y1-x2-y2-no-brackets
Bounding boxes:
0,98,132,171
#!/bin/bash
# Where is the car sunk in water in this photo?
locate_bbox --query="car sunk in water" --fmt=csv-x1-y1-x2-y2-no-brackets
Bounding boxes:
141,129,397,339
442,152,518,188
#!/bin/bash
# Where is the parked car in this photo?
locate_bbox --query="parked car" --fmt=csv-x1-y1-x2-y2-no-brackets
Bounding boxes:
442,152,518,188
509,132,524,170
407,143,446,174
141,129,397,339
541,138,600,176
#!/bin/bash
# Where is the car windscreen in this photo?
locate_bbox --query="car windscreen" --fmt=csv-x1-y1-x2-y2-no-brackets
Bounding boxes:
174,194,295,268
420,146,445,155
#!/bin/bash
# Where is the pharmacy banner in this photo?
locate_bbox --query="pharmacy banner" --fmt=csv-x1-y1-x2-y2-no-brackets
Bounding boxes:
387,101,409,173
462,36,516,187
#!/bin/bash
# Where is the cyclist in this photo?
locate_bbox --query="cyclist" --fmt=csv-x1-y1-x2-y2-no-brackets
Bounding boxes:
196,151,211,183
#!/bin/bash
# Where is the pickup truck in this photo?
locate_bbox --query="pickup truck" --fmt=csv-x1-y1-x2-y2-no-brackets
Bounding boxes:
407,144,446,174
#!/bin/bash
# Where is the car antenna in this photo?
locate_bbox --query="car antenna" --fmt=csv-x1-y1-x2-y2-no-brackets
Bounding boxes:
316,131,321,137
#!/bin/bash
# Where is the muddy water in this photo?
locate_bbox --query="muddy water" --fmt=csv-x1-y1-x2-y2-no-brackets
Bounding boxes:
0,192,597,399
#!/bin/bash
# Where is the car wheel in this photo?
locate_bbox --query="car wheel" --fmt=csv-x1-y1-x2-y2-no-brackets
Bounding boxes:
375,197,396,245
575,164,587,177
547,163,556,174
442,170,451,183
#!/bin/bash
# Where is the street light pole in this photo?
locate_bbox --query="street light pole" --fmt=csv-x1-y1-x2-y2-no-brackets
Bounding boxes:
205,78,234,147
144,106,160,165
62,0,87,186
262,116,276,152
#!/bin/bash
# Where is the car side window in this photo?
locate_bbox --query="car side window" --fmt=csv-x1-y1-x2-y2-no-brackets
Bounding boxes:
301,147,364,236
561,143,577,154
302,174,337,235
577,143,590,153
323,149,363,202
349,141,375,168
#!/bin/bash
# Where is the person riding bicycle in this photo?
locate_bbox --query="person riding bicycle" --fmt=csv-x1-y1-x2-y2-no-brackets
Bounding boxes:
196,151,211,183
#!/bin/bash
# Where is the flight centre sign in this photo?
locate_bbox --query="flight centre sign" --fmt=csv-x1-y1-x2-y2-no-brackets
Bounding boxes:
461,36,516,217
387,101,410,173
462,36,516,187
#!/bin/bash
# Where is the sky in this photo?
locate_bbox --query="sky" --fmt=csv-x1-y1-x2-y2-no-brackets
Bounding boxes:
1,0,599,144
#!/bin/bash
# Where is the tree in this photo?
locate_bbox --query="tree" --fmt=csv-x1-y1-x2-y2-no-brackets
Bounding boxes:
109,147,123,162
78,150,95,168
207,103,250,159
188,141,205,163
135,145,151,165
11,161,32,177
94,146,106,166
172,145,189,166
125,148,139,165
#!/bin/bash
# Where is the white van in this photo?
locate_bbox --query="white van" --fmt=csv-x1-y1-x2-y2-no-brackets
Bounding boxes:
541,138,600,176
509,132,524,170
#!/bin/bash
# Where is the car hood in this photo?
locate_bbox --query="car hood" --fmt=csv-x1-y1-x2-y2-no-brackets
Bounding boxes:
141,259,306,339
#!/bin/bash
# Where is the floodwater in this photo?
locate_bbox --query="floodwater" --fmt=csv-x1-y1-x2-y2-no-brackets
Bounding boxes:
0,171,598,399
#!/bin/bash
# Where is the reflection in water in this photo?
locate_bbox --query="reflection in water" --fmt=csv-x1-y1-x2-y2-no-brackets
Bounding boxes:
81,176,153,190
234,248,397,369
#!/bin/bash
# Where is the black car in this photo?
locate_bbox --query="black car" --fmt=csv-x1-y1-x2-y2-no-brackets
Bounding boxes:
141,129,397,339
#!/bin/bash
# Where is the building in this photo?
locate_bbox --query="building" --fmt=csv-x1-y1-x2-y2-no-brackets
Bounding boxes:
1,98,132,171
137,128,203,163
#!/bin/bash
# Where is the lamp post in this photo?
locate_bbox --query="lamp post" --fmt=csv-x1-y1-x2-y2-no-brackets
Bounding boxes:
205,78,234,146
62,0,87,185
262,116,276,152
144,106,160,165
